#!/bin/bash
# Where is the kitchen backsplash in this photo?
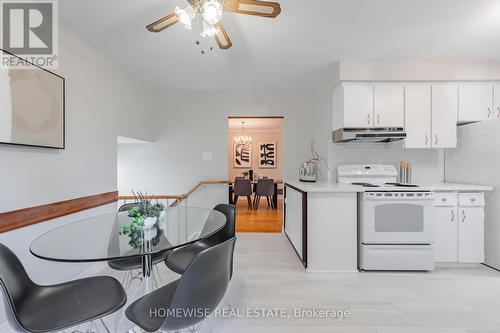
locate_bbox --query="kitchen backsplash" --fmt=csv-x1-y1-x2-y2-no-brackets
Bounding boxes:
325,141,445,184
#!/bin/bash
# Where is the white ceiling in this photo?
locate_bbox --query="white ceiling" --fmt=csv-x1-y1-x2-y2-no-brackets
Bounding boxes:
60,0,500,91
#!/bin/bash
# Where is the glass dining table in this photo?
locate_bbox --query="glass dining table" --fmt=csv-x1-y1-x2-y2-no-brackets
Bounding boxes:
30,206,226,293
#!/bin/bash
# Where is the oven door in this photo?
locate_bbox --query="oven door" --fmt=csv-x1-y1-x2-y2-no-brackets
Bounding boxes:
361,192,434,244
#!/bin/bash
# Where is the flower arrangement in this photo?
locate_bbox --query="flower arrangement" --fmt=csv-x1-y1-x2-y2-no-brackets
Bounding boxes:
119,191,165,249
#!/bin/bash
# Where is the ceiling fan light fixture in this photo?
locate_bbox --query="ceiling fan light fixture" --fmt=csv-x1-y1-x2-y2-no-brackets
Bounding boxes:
201,21,218,37
202,0,223,25
175,5,196,29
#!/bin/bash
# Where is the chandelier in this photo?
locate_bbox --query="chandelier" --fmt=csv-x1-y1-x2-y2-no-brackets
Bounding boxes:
234,121,252,145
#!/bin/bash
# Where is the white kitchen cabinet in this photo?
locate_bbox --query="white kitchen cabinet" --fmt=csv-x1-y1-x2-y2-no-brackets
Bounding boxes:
405,85,432,148
458,84,494,122
433,193,458,262
333,85,374,129
494,85,500,119
433,192,485,264
374,86,405,128
431,85,458,148
458,193,485,263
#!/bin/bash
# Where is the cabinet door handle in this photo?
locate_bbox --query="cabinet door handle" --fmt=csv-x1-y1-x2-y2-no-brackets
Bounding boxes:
497,107,500,118
367,114,371,125
488,107,492,118
462,210,466,223
435,134,438,146
377,114,380,125
425,134,429,146
451,209,455,222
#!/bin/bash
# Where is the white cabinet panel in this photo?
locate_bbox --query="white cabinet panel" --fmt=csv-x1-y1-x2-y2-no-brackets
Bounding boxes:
434,207,458,262
458,207,485,263
405,85,432,148
494,85,500,119
374,85,405,128
431,85,458,148
343,85,374,128
459,85,494,122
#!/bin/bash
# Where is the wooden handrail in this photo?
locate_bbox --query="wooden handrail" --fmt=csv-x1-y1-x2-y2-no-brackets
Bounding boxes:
116,180,230,205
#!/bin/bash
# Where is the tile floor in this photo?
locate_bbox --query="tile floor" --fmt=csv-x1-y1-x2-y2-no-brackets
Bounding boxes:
99,233,500,333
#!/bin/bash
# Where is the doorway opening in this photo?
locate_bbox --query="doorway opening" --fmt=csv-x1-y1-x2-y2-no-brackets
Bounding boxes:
227,116,284,233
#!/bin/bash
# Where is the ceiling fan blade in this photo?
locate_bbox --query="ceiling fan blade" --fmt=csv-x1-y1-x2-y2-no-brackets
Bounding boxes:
224,0,281,18
146,12,178,32
214,23,232,49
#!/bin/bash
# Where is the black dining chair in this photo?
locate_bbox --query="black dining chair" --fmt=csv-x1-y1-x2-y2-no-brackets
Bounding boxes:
126,237,236,332
0,243,127,333
164,204,236,278
254,178,276,209
108,203,167,289
233,178,253,209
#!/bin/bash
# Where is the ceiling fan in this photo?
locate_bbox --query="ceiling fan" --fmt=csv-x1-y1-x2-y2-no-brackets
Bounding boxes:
146,0,281,50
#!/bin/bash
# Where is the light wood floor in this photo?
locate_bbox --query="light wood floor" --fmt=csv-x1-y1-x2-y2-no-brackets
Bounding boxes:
102,233,500,333
235,197,283,233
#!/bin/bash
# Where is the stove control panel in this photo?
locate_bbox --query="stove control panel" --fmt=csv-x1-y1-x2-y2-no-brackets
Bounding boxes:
338,164,398,177
338,164,398,185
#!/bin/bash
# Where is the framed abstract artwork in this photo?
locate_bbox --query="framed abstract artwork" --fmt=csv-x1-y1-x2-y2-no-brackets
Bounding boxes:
234,142,251,168
259,142,276,168
0,49,65,149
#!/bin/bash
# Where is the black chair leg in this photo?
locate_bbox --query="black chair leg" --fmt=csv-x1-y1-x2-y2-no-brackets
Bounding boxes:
254,196,260,209
266,196,271,208
247,196,252,210
234,195,239,205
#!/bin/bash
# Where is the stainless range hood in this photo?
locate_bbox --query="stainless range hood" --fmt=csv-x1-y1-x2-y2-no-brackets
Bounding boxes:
333,128,406,143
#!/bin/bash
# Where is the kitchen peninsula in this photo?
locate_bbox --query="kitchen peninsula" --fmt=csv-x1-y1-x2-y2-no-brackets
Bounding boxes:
284,169,493,273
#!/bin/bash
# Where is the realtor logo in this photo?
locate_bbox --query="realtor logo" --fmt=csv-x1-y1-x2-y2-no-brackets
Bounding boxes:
1,0,58,68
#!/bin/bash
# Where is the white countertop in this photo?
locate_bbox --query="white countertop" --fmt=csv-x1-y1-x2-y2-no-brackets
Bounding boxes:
285,181,494,193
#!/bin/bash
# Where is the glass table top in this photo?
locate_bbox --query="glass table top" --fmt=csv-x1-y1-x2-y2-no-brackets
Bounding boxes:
30,206,226,262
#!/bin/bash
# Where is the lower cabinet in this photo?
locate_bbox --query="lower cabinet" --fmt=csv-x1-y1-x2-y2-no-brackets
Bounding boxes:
434,192,485,264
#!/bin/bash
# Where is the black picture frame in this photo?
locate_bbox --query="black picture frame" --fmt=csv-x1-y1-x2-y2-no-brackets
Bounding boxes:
0,48,65,149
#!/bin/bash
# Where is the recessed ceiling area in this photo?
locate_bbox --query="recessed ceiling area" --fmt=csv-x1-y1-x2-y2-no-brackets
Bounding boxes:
59,0,500,91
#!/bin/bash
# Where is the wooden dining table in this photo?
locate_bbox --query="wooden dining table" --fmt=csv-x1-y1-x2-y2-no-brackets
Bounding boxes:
228,179,283,208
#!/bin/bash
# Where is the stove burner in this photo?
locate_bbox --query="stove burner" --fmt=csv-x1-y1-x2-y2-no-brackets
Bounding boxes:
352,182,380,188
385,182,420,188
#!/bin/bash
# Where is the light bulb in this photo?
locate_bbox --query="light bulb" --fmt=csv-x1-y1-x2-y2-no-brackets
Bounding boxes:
202,0,223,25
175,5,195,29
201,21,217,37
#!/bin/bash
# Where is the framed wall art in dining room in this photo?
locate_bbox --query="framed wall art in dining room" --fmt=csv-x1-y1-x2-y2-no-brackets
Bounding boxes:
0,49,65,149
259,141,276,168
234,142,251,168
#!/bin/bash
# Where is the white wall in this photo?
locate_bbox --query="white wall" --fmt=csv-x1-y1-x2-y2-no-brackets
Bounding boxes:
0,21,156,330
118,92,313,196
445,120,500,269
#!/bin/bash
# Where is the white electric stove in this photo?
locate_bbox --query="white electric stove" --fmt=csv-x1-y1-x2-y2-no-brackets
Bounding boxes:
338,164,435,271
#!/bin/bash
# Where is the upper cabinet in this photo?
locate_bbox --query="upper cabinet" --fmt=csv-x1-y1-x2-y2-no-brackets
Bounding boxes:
342,85,374,128
405,85,457,149
405,85,432,148
333,81,499,149
431,85,458,148
332,84,404,130
373,86,405,128
458,85,494,123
